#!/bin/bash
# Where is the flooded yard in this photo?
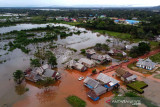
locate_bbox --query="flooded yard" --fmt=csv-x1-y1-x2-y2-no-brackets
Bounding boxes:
0,23,157,107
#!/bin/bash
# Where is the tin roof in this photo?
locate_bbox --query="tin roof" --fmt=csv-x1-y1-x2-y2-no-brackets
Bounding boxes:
84,77,100,89
96,73,119,85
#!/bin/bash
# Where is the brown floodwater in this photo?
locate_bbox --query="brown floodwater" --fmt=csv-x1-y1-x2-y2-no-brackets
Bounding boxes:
0,23,130,107
13,66,115,107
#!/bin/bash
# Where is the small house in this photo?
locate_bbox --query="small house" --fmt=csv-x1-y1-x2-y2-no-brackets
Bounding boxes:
87,85,107,101
83,77,100,89
136,58,157,70
78,58,95,68
86,49,96,59
96,73,120,91
116,68,137,83
24,64,61,82
125,43,139,50
87,90,100,101
66,60,88,72
90,54,112,64
43,69,61,80
108,50,114,56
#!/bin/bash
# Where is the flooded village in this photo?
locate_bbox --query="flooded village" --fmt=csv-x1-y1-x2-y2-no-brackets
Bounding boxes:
0,9,160,107
0,22,159,107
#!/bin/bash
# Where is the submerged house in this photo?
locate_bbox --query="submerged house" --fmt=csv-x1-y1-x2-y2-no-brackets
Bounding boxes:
96,73,120,91
66,60,87,72
43,69,61,80
86,49,96,59
84,74,120,101
83,77,100,89
87,85,107,101
116,67,137,83
136,58,157,70
25,64,61,82
78,58,95,68
90,54,112,64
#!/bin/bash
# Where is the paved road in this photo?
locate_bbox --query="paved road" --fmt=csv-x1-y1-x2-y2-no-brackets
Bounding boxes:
101,48,160,82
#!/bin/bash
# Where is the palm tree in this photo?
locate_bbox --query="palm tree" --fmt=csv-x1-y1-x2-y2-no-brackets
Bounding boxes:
13,70,24,84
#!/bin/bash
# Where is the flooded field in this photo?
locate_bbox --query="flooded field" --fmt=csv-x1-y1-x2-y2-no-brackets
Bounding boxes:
0,23,152,107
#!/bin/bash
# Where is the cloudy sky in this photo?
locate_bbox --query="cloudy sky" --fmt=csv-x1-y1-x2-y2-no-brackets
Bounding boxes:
0,0,159,7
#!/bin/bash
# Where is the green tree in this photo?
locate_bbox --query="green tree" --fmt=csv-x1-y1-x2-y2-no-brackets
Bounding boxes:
13,70,24,84
80,49,86,54
30,59,41,67
92,69,97,74
48,56,57,68
36,77,55,89
138,42,150,55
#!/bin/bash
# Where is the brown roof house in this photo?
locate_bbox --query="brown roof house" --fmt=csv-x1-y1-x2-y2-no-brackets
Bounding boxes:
116,68,137,83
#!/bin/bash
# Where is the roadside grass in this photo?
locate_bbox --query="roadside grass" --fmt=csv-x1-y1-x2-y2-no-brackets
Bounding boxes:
150,53,160,63
55,21,80,26
66,95,86,107
127,81,148,94
154,74,160,79
149,41,160,50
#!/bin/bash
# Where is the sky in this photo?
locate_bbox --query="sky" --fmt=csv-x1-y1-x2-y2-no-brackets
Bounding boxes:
0,0,159,7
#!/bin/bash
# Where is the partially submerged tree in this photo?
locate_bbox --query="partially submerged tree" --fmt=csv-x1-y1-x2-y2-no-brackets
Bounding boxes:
36,77,55,90
45,51,57,68
92,69,97,74
30,58,41,67
13,70,24,84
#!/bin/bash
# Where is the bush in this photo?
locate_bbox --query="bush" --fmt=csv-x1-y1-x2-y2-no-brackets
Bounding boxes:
66,95,86,107
80,49,86,54
92,69,97,74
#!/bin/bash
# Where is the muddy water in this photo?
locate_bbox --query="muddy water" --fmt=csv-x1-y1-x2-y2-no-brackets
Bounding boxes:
0,23,128,107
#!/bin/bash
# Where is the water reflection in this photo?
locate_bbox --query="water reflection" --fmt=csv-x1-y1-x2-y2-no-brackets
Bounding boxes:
36,88,57,104
15,84,28,95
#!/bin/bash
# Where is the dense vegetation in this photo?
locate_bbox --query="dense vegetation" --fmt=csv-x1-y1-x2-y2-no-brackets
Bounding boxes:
78,18,160,40
7,25,76,53
150,53,160,63
94,43,110,51
129,42,151,58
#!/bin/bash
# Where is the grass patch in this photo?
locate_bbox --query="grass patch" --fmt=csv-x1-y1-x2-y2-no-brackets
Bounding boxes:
149,41,159,50
55,21,80,26
150,53,160,63
67,47,77,52
127,81,148,94
66,95,86,107
93,30,131,40
154,74,160,79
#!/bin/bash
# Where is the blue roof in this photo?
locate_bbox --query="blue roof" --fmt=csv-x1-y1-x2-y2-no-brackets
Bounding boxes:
90,96,100,101
126,20,140,24
85,84,94,89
